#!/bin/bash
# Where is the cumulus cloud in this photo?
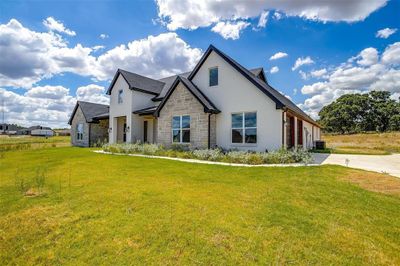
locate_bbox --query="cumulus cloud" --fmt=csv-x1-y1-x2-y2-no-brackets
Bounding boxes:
270,66,279,74
94,32,202,80
211,21,250,40
357,47,378,66
43,17,76,36
0,19,202,87
76,84,109,104
292,56,314,71
376,27,397,39
298,42,400,118
257,11,269,28
310,68,328,79
0,84,109,128
269,52,288,60
0,19,96,88
156,0,387,31
273,12,283,20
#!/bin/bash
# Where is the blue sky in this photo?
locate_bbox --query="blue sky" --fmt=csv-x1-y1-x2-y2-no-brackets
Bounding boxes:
0,0,399,127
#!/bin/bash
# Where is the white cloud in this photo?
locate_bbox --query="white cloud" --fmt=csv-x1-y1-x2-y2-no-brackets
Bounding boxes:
298,42,400,119
76,84,109,104
257,11,269,28
381,42,400,65
156,0,387,31
310,68,328,78
269,52,288,60
292,56,314,71
94,32,202,80
0,19,202,87
43,17,76,36
357,47,378,66
376,27,397,39
99,33,109,39
211,21,250,40
270,66,279,74
273,12,282,20
0,19,96,88
299,70,309,80
0,84,109,128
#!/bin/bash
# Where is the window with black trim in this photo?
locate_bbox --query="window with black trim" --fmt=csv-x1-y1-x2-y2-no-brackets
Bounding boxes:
118,89,123,104
209,67,218,86
172,115,190,143
231,112,257,144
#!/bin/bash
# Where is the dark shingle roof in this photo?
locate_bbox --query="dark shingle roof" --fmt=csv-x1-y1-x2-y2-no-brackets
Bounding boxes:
155,76,220,117
133,106,158,116
156,71,191,98
68,101,109,125
106,69,165,95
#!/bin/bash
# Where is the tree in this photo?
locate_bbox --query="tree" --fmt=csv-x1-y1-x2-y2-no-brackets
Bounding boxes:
318,91,400,133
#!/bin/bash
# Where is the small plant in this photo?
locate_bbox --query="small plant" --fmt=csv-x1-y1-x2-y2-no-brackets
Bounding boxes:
34,167,46,195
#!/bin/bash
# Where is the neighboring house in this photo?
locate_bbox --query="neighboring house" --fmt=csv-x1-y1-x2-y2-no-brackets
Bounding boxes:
104,45,321,151
29,126,54,137
0,123,19,135
68,101,109,147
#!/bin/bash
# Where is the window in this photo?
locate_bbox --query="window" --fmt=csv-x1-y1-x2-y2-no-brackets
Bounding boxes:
231,112,257,144
172,115,190,143
209,67,218,86
76,123,84,140
118,89,123,104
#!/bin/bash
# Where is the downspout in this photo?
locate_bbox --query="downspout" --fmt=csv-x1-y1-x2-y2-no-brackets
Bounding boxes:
208,113,211,149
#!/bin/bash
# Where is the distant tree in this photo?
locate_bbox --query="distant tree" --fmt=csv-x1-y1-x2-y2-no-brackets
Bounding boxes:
389,115,400,131
318,91,400,133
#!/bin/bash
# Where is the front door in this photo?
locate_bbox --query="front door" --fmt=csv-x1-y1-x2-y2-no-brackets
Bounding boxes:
123,123,126,142
143,121,148,143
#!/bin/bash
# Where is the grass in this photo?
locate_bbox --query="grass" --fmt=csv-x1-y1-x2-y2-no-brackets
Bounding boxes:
321,132,400,155
0,135,70,151
0,146,399,265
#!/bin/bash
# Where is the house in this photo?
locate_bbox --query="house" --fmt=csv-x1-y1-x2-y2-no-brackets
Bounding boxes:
0,123,19,135
68,101,109,147
75,44,321,151
28,126,54,137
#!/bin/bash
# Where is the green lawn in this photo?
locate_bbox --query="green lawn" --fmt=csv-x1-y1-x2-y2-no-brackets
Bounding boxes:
0,135,70,151
1,147,400,265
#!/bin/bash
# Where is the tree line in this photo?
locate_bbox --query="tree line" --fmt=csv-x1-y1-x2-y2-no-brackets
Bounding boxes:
318,91,400,133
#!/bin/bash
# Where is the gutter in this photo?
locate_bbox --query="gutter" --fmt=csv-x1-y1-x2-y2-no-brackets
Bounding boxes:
208,114,211,149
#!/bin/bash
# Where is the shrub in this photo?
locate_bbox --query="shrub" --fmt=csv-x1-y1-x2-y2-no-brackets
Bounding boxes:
192,149,223,161
102,143,313,165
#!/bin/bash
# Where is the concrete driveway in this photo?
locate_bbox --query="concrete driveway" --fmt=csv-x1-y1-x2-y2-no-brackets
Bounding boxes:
312,153,400,177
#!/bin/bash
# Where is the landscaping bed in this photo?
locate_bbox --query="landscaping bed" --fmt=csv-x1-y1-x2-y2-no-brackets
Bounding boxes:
102,143,313,165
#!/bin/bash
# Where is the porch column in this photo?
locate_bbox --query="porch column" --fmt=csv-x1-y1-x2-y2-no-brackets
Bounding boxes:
294,116,298,150
126,113,133,143
283,112,287,149
109,117,118,144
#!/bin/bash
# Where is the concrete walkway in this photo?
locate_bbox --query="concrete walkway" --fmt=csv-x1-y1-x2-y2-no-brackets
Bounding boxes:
312,153,400,177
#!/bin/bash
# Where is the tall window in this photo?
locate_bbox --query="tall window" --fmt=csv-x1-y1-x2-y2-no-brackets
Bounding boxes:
76,123,83,140
209,67,218,86
231,112,257,144
118,89,123,104
172,115,190,143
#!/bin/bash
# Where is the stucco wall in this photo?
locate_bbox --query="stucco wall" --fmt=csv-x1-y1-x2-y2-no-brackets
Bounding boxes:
70,106,90,147
157,82,214,149
192,51,283,152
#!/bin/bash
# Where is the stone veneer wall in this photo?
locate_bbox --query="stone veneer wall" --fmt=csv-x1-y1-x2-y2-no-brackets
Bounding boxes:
70,106,90,147
89,119,109,146
157,82,216,149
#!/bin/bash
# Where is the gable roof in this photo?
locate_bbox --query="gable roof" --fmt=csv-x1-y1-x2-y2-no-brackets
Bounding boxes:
187,45,318,126
155,76,220,117
249,67,267,82
68,101,109,125
106,69,165,96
